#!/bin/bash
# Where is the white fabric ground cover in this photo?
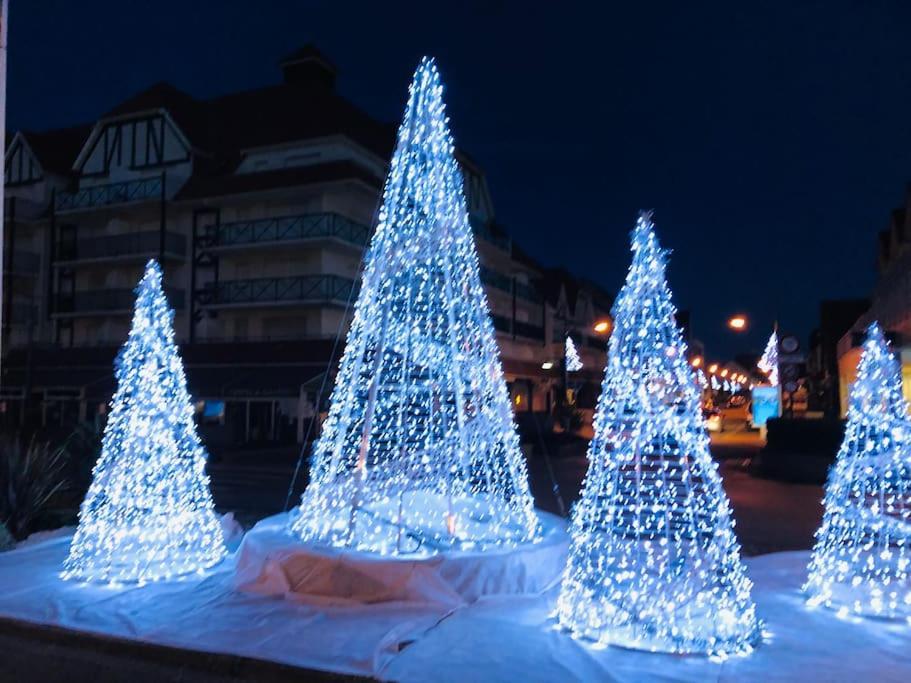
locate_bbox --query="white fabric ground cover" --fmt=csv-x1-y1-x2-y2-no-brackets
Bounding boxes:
234,511,569,607
0,518,910,682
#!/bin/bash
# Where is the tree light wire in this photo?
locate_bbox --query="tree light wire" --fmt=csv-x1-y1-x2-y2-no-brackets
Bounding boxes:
288,57,541,556
556,212,762,656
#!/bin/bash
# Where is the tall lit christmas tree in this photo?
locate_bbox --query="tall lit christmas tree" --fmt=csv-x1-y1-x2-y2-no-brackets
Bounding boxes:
556,212,761,656
63,260,226,583
805,323,911,618
565,336,583,372
758,331,779,386
290,58,540,556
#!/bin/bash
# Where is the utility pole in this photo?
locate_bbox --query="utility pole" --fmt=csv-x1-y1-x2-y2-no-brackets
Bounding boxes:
0,0,9,377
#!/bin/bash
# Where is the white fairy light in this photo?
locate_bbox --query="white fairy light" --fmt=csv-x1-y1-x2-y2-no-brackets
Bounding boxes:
565,336,583,372
758,331,779,387
805,323,911,618
289,58,540,556
62,260,226,583
556,212,761,656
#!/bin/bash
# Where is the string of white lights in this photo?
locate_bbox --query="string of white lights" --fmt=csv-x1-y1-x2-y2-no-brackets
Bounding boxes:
565,336,583,372
289,58,540,556
758,331,779,387
556,212,762,656
62,260,226,584
805,323,911,619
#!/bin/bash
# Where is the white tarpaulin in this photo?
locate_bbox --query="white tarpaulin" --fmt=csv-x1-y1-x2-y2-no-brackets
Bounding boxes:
0,525,909,681
234,511,569,607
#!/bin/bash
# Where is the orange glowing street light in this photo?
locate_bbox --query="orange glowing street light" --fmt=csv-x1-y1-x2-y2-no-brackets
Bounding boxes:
690,356,703,368
727,314,748,331
593,319,611,334
720,369,729,378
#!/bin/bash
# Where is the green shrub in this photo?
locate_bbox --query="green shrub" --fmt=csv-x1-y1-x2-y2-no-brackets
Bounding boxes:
0,522,13,551
0,438,70,541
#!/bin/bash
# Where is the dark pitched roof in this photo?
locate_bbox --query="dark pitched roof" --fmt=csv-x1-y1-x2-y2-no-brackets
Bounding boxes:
538,267,614,316
21,124,93,175
175,160,381,201
205,84,395,159
541,267,581,312
100,76,395,162
104,81,212,149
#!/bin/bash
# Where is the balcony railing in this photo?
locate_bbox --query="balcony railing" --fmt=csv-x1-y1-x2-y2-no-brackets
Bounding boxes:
56,231,186,262
470,216,510,252
55,287,185,314
490,315,544,342
55,176,163,212
513,320,544,341
214,213,370,249
479,265,543,304
479,265,513,294
514,280,542,304
203,275,357,307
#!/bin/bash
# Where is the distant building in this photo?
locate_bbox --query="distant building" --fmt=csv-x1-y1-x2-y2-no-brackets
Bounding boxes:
837,192,911,415
1,46,612,448
808,299,868,415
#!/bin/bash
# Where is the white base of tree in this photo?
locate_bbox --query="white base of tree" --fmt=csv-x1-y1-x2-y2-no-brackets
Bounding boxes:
557,576,763,656
62,511,228,584
239,508,566,605
291,483,540,556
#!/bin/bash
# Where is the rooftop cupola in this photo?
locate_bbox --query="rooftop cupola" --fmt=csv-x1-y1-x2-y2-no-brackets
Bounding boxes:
280,45,337,90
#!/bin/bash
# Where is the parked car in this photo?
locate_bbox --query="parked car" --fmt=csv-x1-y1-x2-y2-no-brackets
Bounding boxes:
704,407,725,432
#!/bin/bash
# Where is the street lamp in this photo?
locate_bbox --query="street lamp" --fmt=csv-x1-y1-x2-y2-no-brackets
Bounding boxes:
541,361,554,370
691,356,703,368
727,314,747,331
593,319,611,334
708,363,719,374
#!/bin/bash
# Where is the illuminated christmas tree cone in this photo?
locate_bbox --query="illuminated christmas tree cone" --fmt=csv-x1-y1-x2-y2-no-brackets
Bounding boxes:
63,261,226,583
805,323,911,619
290,58,540,555
556,212,761,656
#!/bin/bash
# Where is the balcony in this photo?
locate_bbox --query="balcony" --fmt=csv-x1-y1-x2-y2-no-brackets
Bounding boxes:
212,212,370,250
54,287,185,316
513,320,545,342
490,314,544,342
470,216,510,252
6,302,38,324
200,275,357,308
55,176,163,212
4,250,40,276
479,265,543,304
55,231,186,264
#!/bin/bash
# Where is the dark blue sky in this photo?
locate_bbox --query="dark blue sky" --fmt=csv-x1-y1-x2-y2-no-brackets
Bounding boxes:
9,1,911,359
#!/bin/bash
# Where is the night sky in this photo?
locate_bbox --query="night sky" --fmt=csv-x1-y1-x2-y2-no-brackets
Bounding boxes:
9,1,911,359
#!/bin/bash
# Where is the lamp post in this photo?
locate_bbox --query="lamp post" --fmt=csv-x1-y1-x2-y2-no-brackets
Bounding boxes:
0,0,8,375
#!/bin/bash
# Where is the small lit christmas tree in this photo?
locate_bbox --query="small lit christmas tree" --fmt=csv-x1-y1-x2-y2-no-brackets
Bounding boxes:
557,212,761,656
565,336,583,372
805,323,911,618
63,260,226,583
758,331,779,386
290,58,540,555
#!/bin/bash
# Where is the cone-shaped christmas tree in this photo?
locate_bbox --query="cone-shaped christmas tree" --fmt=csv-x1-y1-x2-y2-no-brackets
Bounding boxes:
63,260,226,583
758,330,779,386
557,212,761,655
565,336,583,372
290,58,540,555
805,323,911,617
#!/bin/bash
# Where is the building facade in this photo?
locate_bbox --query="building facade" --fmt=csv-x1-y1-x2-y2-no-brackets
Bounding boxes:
1,47,612,450
837,192,911,415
